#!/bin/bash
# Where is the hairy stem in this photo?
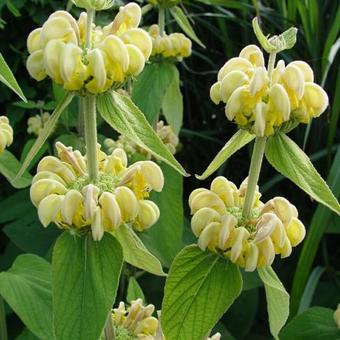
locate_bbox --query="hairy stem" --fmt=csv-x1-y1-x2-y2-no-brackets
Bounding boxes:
267,52,277,81
85,9,95,49
242,137,267,218
83,8,99,183
84,95,98,183
158,7,165,36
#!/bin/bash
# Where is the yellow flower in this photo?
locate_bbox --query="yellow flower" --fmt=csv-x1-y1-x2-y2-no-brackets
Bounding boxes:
210,44,329,135
26,4,151,94
189,176,306,271
30,142,164,240
27,112,52,136
148,24,192,61
111,299,159,339
0,116,13,154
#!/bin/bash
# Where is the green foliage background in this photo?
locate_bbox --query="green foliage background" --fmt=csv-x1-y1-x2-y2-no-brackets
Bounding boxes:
0,0,339,338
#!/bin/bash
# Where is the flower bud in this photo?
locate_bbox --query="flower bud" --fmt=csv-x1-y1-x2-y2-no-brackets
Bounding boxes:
27,28,42,54
39,16,78,48
198,222,220,250
120,29,152,60
44,40,65,84
230,227,250,263
286,217,306,246
85,48,107,94
218,214,237,250
99,192,122,231
254,213,281,244
245,241,259,272
210,82,221,105
217,57,253,82
91,206,104,241
30,179,67,207
239,44,264,67
115,186,139,222
0,116,13,153
268,83,291,122
38,194,64,227
82,184,100,220
135,200,160,231
61,189,85,226
210,176,239,207
249,67,268,96
257,237,275,267
26,51,46,81
220,70,249,103
60,43,86,91
190,190,226,215
282,64,305,100
126,44,145,76
191,207,220,237
111,3,142,35
289,61,314,82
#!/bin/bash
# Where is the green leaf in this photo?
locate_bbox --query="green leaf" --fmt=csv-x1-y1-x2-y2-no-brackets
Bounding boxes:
162,66,183,135
162,245,242,340
52,232,123,340
290,147,340,316
0,254,54,339
298,266,325,314
196,129,255,180
20,139,49,172
280,307,340,340
126,277,145,303
170,6,205,48
114,224,166,276
97,91,187,176
0,53,26,102
0,150,32,188
257,266,289,339
13,92,74,184
3,213,61,256
139,163,183,267
132,63,176,125
265,133,340,215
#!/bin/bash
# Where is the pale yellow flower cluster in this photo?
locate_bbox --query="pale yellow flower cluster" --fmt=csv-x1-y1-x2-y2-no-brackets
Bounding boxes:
149,25,192,60
210,45,329,136
26,3,152,94
148,0,180,8
0,116,13,154
105,121,179,159
27,112,51,136
112,299,160,340
189,176,306,271
30,142,164,241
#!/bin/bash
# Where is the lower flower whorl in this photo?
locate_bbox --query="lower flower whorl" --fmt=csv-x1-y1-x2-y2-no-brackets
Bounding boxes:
189,176,306,271
30,142,164,240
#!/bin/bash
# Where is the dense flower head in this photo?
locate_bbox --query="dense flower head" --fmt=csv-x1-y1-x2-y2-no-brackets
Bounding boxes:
148,0,180,8
26,3,152,94
210,45,329,136
112,299,161,340
189,176,306,271
148,25,192,61
30,141,164,241
0,116,13,154
105,120,179,159
111,299,221,340
27,112,51,136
